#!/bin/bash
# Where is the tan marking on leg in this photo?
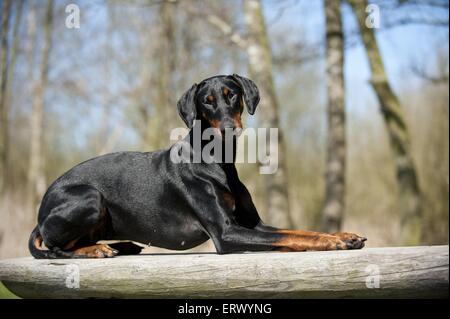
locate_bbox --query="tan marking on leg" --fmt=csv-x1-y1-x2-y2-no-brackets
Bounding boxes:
273,233,347,252
276,229,332,237
222,192,235,210
34,236,45,250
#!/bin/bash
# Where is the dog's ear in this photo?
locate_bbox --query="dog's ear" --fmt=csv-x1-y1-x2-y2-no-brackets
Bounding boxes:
232,74,260,115
177,83,198,128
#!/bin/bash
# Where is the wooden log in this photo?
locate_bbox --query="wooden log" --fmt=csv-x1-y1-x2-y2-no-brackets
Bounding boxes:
0,246,448,298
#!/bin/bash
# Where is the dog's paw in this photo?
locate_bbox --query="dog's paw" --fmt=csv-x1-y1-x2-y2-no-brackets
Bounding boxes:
320,236,350,250
73,244,119,258
332,232,367,249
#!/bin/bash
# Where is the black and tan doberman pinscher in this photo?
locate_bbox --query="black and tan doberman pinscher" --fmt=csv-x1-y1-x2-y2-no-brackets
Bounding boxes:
28,74,366,258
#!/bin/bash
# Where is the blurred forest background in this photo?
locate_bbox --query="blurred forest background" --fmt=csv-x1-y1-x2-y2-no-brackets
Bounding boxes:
0,0,448,258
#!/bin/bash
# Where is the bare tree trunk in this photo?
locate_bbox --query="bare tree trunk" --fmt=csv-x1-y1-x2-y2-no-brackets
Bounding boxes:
27,0,53,208
322,0,346,233
25,1,37,90
349,0,422,245
243,0,292,228
0,0,12,192
94,3,124,156
155,0,177,148
6,0,23,112
3,0,24,189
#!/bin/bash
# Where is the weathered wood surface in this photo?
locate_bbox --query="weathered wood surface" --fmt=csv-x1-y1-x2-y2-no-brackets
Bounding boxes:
0,246,448,298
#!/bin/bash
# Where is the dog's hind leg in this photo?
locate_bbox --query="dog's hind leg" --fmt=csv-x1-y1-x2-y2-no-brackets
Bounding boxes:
35,184,117,258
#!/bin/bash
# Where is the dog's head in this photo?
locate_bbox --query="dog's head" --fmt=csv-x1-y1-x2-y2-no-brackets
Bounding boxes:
177,74,260,137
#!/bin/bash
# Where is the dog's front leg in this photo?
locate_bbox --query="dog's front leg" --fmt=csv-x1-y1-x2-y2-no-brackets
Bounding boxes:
186,180,360,253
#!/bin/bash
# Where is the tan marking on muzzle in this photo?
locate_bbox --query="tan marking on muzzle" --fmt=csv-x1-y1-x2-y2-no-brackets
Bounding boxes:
233,113,243,129
201,112,221,130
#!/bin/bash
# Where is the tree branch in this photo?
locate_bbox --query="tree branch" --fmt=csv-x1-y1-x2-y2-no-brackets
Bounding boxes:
204,15,248,49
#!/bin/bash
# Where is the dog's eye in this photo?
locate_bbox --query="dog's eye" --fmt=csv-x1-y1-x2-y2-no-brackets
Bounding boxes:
205,95,214,104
